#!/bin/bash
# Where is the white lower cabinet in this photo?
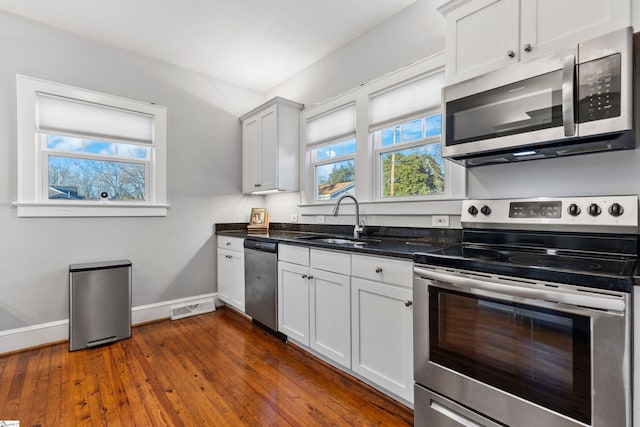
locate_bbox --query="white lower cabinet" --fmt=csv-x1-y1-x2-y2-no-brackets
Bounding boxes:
278,245,351,368
278,245,414,404
351,255,414,403
217,236,245,313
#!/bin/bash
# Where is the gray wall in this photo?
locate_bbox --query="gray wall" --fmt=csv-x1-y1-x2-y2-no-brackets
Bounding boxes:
0,12,263,331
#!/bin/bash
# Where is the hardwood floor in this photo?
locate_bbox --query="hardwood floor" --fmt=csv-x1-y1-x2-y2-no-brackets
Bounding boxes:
0,308,413,426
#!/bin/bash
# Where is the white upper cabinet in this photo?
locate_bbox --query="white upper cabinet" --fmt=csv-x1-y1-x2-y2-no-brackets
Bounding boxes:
439,0,631,83
240,97,303,194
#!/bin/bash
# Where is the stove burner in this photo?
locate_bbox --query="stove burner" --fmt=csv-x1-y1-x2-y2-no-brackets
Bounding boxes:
509,255,602,271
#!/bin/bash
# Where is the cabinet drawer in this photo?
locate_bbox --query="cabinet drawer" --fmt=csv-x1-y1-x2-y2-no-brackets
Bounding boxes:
351,254,412,288
217,236,244,252
310,249,350,275
279,244,309,266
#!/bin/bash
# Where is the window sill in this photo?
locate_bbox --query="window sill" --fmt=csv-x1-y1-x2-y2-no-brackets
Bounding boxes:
12,202,170,218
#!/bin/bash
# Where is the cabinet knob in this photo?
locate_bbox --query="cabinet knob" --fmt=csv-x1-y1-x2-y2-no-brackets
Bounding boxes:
405,300,413,307
507,50,515,58
523,43,533,52
375,267,383,274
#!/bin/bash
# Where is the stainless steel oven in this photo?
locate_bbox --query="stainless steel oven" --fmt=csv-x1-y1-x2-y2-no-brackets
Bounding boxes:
413,196,638,427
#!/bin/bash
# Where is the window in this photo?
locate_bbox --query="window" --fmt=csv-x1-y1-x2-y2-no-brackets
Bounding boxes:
373,113,444,198
312,138,356,200
300,53,466,214
369,72,446,200
15,75,168,217
305,104,356,201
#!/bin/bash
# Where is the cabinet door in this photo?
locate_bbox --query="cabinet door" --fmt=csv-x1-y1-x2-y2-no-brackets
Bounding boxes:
259,104,278,192
278,261,310,345
217,248,245,312
520,0,630,61
351,277,413,403
444,0,520,83
242,114,262,194
309,268,351,368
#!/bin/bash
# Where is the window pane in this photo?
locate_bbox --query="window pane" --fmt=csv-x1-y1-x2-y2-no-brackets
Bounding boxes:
315,159,355,201
381,126,399,147
85,141,115,155
402,118,423,142
48,155,146,201
46,135,83,151
116,143,149,159
46,134,150,160
380,143,444,197
426,113,442,137
316,138,356,160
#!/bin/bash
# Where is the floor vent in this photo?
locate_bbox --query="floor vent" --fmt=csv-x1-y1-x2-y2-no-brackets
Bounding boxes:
170,298,216,320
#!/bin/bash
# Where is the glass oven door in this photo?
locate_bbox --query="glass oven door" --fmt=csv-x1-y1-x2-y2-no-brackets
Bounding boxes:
430,286,590,424
413,266,631,427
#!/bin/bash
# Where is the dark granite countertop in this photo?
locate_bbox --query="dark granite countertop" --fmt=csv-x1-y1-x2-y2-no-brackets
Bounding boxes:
215,222,461,259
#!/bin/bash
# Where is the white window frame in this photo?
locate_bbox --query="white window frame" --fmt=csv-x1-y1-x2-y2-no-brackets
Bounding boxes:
14,75,169,217
310,136,357,201
373,110,445,201
299,52,465,217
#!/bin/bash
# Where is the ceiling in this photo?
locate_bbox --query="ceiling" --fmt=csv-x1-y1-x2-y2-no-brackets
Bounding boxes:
0,0,417,92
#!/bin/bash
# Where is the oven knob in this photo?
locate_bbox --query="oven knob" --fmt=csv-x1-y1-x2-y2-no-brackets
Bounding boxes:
588,203,602,217
567,203,581,216
609,203,624,217
467,205,478,216
480,205,492,216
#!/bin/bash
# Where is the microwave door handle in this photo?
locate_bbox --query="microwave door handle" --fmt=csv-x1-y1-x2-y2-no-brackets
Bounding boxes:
562,54,576,136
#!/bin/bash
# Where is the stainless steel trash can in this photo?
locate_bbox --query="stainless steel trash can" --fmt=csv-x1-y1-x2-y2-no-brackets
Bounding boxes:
69,260,132,351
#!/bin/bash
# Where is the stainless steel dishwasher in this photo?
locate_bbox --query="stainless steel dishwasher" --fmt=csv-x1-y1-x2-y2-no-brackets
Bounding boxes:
243,239,286,341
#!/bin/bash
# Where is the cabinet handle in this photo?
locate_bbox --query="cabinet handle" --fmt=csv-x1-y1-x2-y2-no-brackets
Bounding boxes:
507,50,515,58
307,275,314,280
225,242,231,246
375,267,383,274
225,255,232,259
523,43,532,53
254,183,262,187
405,300,413,307
302,274,308,279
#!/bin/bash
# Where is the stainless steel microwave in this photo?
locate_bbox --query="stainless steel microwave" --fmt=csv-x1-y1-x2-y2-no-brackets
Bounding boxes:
442,27,637,167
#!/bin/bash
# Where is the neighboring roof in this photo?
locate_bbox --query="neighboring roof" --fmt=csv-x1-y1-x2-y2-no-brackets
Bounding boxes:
48,185,85,200
317,181,354,200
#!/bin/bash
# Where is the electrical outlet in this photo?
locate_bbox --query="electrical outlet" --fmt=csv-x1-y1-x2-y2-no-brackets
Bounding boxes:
316,215,325,223
290,214,298,222
432,215,450,227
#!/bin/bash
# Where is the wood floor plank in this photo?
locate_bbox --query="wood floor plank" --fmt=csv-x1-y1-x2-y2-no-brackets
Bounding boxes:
0,308,413,426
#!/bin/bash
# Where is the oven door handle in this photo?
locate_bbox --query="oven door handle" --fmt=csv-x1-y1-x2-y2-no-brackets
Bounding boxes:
413,267,625,312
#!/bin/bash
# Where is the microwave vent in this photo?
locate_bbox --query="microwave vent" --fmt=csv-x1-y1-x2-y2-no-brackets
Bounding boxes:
556,144,613,156
466,157,510,167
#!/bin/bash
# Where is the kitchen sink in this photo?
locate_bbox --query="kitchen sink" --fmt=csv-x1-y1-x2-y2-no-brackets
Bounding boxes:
295,234,381,246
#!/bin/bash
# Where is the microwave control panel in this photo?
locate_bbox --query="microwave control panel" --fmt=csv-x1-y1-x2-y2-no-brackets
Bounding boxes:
577,53,621,123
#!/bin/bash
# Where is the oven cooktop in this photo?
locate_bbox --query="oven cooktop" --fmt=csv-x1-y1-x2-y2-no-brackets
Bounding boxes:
414,196,639,292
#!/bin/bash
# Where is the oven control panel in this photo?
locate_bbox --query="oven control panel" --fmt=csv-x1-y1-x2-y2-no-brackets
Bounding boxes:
461,196,638,232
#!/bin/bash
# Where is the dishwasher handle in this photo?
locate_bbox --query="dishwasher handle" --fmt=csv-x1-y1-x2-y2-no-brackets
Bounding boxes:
244,239,278,253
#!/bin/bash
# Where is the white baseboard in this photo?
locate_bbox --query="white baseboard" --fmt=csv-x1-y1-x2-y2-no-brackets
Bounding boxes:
0,293,220,354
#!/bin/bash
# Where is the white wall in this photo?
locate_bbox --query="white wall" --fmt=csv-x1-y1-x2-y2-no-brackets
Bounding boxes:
0,11,264,339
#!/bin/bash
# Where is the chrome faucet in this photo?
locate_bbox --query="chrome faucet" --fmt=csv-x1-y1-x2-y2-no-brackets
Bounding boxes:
332,195,365,239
